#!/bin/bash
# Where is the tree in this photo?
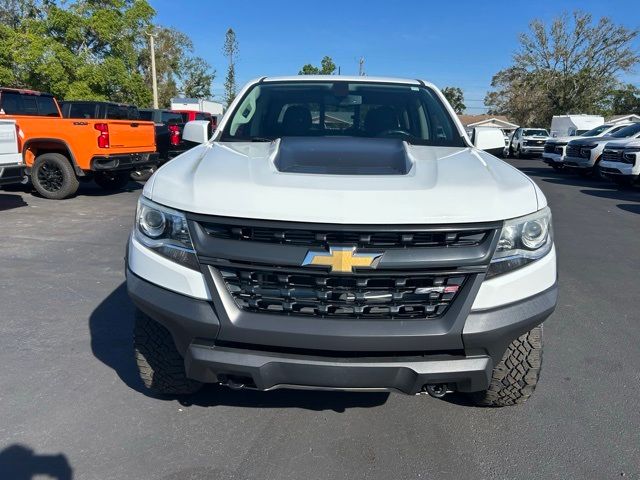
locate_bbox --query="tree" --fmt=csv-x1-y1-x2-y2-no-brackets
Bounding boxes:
605,84,640,115
223,28,238,107
441,87,466,114
0,0,155,105
485,11,640,126
299,56,336,75
182,57,215,99
139,27,215,106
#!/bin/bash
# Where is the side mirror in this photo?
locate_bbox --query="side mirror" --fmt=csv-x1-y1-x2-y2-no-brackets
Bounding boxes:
182,120,210,144
472,127,505,155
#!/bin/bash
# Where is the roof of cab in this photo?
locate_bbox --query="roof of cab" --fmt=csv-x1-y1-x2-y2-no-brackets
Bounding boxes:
260,75,437,89
0,87,54,96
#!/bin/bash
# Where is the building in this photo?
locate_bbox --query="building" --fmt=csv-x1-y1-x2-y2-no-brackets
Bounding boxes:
607,114,640,124
457,114,519,136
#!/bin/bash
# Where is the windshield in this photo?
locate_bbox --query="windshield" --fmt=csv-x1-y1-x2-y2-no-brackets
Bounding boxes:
522,129,548,136
581,125,609,137
220,81,466,147
611,122,640,138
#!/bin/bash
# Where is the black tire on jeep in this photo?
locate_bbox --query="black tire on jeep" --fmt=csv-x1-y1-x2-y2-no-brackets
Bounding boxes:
94,170,130,190
31,153,80,200
472,325,543,407
133,310,203,395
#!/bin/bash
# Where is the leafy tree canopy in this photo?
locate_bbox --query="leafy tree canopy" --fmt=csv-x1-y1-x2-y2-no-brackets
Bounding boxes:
485,11,639,126
299,56,336,75
0,0,215,107
441,86,466,114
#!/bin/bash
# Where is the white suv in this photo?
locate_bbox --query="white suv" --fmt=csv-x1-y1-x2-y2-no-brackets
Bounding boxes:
564,122,640,175
599,139,640,185
127,76,557,406
542,122,634,170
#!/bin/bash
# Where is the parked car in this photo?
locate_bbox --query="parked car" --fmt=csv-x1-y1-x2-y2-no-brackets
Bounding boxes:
60,100,140,121
550,115,604,138
126,76,557,407
0,87,157,199
0,119,25,186
564,122,640,176
138,108,192,163
542,122,635,170
599,139,640,185
507,127,549,158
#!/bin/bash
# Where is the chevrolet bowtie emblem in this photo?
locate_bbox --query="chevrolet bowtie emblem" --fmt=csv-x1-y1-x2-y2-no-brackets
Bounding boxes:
302,246,383,274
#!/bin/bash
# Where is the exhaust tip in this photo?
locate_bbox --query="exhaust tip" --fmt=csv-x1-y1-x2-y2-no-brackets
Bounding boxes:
424,384,448,399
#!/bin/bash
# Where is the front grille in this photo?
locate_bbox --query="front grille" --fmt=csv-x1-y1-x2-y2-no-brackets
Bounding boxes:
544,143,556,154
565,145,581,158
218,267,467,319
201,223,490,249
602,149,623,162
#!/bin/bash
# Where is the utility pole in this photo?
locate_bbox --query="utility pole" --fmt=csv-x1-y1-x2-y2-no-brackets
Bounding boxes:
147,30,159,108
358,57,365,76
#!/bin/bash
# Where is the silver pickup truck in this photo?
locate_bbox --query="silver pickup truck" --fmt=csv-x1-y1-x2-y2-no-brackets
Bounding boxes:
0,119,25,186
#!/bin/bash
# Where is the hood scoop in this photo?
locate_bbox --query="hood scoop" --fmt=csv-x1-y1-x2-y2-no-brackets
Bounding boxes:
273,136,413,175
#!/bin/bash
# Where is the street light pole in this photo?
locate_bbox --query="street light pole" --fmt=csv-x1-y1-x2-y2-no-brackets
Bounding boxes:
147,30,159,108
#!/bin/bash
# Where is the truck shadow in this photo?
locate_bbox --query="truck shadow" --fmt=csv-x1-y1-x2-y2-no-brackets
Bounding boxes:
0,193,28,211
0,444,73,480
89,283,389,412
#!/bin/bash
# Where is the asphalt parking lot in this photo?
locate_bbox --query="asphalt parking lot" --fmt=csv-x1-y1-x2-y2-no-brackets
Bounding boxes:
0,159,639,480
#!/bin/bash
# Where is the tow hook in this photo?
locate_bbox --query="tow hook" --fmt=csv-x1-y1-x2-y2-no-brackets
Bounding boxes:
423,384,449,399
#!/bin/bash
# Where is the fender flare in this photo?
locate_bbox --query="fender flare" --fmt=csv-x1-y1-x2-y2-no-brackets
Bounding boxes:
22,138,84,176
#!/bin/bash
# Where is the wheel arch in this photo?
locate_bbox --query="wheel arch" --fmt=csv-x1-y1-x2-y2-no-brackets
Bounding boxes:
23,138,84,176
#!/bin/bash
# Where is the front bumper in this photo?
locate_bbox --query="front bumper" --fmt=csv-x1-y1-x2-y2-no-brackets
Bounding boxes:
91,152,159,172
563,155,593,169
126,267,557,394
542,152,563,165
0,163,26,186
521,146,544,155
599,163,639,183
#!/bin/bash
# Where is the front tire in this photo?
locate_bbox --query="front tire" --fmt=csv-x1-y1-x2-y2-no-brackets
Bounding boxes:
514,146,522,159
133,310,202,396
31,153,79,200
94,171,130,190
472,325,543,407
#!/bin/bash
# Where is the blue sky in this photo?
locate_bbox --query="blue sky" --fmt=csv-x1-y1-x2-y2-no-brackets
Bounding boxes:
152,0,640,113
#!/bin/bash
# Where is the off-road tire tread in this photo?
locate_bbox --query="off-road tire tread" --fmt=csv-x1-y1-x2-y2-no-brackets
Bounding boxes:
134,310,202,395
473,325,543,407
32,153,79,200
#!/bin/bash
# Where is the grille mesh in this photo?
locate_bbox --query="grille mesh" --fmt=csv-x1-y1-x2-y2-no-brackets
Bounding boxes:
218,267,466,319
565,145,582,158
201,224,489,249
602,149,630,163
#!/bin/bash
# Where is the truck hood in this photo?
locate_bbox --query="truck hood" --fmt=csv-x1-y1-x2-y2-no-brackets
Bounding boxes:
147,140,542,224
602,138,640,149
568,136,614,147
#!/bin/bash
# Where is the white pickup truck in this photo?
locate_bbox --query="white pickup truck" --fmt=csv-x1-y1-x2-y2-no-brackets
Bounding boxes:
0,119,25,186
126,76,557,407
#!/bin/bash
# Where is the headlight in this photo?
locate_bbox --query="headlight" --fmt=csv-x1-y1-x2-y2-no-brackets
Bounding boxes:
134,196,199,270
580,145,597,158
623,148,640,164
487,207,553,278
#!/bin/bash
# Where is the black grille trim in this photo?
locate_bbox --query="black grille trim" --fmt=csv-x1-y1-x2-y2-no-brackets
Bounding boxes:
194,220,494,249
216,266,467,320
